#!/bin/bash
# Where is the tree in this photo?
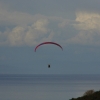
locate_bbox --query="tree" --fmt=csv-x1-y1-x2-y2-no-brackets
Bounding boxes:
83,89,94,96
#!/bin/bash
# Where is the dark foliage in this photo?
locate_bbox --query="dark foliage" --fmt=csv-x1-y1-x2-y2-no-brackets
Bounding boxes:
83,90,94,96
70,90,100,100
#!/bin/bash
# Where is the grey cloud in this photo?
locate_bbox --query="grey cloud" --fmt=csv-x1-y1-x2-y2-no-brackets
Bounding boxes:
1,1,100,47
1,20,49,46
68,11,100,46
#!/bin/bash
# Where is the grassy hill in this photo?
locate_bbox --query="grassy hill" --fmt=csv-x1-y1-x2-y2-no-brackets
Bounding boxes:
70,90,100,100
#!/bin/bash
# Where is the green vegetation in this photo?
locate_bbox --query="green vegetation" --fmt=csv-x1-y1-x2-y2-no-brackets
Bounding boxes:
70,90,100,100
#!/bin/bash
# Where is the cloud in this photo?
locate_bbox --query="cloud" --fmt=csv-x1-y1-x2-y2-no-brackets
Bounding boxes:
0,9,47,26
24,19,49,46
0,4,71,46
67,11,100,46
0,4,52,46
0,2,48,26
1,19,49,46
58,20,69,28
74,12,100,31
2,1,100,47
67,31,94,45
33,19,49,33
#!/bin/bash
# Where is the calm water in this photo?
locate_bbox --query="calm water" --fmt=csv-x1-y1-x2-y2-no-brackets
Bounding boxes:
0,74,100,100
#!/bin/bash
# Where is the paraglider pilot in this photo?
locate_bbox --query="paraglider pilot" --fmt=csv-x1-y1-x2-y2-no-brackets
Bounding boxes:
48,64,50,68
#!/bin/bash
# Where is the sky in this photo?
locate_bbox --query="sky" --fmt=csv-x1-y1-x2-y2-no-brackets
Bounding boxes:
0,0,100,74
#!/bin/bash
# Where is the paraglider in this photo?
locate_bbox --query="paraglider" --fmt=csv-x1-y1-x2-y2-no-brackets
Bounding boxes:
48,64,50,68
34,42,63,68
34,42,63,52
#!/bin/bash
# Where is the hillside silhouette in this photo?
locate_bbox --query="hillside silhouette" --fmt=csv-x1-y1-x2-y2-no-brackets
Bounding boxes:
70,90,100,100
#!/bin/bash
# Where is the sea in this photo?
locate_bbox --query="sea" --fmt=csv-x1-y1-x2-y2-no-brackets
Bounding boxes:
0,74,100,100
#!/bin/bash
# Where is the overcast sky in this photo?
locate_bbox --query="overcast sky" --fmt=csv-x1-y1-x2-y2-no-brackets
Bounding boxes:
0,0,100,74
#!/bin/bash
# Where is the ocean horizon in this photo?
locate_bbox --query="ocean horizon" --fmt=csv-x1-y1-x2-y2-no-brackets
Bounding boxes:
0,74,100,100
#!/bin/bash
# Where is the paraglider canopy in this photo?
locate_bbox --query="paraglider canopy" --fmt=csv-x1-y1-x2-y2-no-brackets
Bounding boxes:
34,42,63,52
